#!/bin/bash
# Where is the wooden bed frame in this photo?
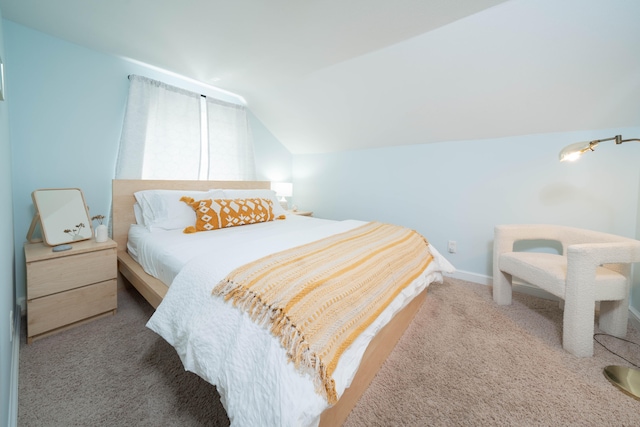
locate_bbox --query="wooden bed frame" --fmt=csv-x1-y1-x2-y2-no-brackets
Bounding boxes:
112,179,427,426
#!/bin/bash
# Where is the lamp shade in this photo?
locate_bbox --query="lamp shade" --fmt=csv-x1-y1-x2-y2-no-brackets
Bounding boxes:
559,141,593,162
558,135,640,162
271,182,293,198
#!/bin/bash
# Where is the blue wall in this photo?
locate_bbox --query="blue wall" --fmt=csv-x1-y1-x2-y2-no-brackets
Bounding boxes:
3,15,640,425
294,129,640,305
0,9,16,426
6,18,639,309
4,20,292,304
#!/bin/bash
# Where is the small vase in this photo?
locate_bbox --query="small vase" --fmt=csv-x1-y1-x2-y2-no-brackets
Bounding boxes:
95,224,108,243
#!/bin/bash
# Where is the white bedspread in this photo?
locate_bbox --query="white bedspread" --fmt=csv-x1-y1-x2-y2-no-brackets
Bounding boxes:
143,216,454,426
128,215,341,286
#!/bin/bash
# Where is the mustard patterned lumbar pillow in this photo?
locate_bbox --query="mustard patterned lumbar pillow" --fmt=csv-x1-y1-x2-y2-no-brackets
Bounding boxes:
180,197,284,233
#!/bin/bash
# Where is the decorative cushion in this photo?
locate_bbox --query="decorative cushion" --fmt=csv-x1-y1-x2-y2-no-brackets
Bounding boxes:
221,189,288,218
134,189,225,232
181,197,283,233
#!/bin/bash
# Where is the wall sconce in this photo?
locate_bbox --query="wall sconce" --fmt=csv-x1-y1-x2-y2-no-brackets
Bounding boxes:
271,182,293,210
559,135,640,162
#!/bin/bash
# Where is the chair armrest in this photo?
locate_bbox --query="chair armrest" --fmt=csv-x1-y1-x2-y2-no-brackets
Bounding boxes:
567,240,640,267
565,240,640,303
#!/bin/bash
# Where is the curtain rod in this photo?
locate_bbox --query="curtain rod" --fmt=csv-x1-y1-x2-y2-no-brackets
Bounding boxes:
126,74,248,106
127,74,207,98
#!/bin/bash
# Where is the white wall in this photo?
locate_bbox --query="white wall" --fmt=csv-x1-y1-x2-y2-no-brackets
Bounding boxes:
4,20,292,303
293,129,640,298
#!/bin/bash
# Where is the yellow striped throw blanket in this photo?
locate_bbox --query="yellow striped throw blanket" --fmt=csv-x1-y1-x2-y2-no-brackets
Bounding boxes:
212,221,433,404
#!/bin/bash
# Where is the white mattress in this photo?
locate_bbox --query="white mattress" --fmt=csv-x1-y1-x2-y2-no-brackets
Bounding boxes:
134,215,455,426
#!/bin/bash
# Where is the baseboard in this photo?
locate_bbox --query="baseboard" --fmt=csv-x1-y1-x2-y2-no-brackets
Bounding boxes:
444,270,491,286
7,305,20,427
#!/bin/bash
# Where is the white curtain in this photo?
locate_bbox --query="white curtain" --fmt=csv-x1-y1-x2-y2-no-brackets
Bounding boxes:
206,97,256,180
116,75,202,179
115,75,256,180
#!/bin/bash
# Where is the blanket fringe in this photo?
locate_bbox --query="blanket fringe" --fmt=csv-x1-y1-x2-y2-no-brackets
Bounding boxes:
213,280,339,405
210,222,431,407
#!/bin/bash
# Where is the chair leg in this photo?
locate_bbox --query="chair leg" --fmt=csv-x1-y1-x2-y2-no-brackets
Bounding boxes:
562,297,596,357
493,270,513,305
599,299,628,337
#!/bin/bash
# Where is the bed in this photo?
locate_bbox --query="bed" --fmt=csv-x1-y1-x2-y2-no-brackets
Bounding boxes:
112,179,454,426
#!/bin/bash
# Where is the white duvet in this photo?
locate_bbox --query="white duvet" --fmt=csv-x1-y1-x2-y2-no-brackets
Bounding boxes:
142,216,454,426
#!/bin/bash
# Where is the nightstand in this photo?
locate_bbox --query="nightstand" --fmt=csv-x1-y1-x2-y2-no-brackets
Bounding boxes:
24,238,118,343
288,210,313,217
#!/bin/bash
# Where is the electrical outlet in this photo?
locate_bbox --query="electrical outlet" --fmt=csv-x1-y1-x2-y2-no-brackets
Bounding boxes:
448,240,457,254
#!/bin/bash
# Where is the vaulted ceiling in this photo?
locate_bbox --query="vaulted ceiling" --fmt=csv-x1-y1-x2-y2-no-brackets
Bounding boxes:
2,0,639,153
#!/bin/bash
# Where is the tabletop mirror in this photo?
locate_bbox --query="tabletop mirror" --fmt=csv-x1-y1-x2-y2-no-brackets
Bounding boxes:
28,188,93,246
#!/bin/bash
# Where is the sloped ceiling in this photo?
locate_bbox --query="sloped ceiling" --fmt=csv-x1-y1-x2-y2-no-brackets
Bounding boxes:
2,0,639,153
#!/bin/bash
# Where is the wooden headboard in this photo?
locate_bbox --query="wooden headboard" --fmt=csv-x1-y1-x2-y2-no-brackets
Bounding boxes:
111,179,271,252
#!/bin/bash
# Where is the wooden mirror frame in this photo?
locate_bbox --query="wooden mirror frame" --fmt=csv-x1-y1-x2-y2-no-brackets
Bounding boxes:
28,188,93,246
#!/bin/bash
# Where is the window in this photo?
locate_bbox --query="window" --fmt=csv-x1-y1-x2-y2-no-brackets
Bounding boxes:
115,75,256,180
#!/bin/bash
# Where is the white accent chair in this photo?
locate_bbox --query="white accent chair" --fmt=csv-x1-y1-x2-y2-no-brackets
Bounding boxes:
493,224,640,357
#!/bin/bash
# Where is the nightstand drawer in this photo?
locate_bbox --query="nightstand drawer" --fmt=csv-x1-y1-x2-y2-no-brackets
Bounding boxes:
27,248,116,299
27,279,117,337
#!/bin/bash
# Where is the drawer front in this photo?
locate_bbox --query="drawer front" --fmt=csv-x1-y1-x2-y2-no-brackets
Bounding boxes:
27,248,116,299
27,279,117,337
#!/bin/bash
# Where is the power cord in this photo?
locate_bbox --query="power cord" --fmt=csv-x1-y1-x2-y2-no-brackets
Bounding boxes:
593,333,640,369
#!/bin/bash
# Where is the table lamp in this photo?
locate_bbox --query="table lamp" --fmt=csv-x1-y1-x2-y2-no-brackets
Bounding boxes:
271,182,293,210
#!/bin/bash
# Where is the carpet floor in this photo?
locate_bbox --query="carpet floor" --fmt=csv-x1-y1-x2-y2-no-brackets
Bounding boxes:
18,277,640,426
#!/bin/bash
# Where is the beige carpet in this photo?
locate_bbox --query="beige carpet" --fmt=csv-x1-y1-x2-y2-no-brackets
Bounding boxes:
19,278,640,426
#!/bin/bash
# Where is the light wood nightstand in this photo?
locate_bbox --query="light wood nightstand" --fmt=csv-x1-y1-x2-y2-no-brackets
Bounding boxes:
288,210,313,217
24,238,118,343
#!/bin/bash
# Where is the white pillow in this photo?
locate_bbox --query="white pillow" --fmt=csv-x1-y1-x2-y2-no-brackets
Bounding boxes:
133,202,145,226
134,189,225,232
221,189,287,218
